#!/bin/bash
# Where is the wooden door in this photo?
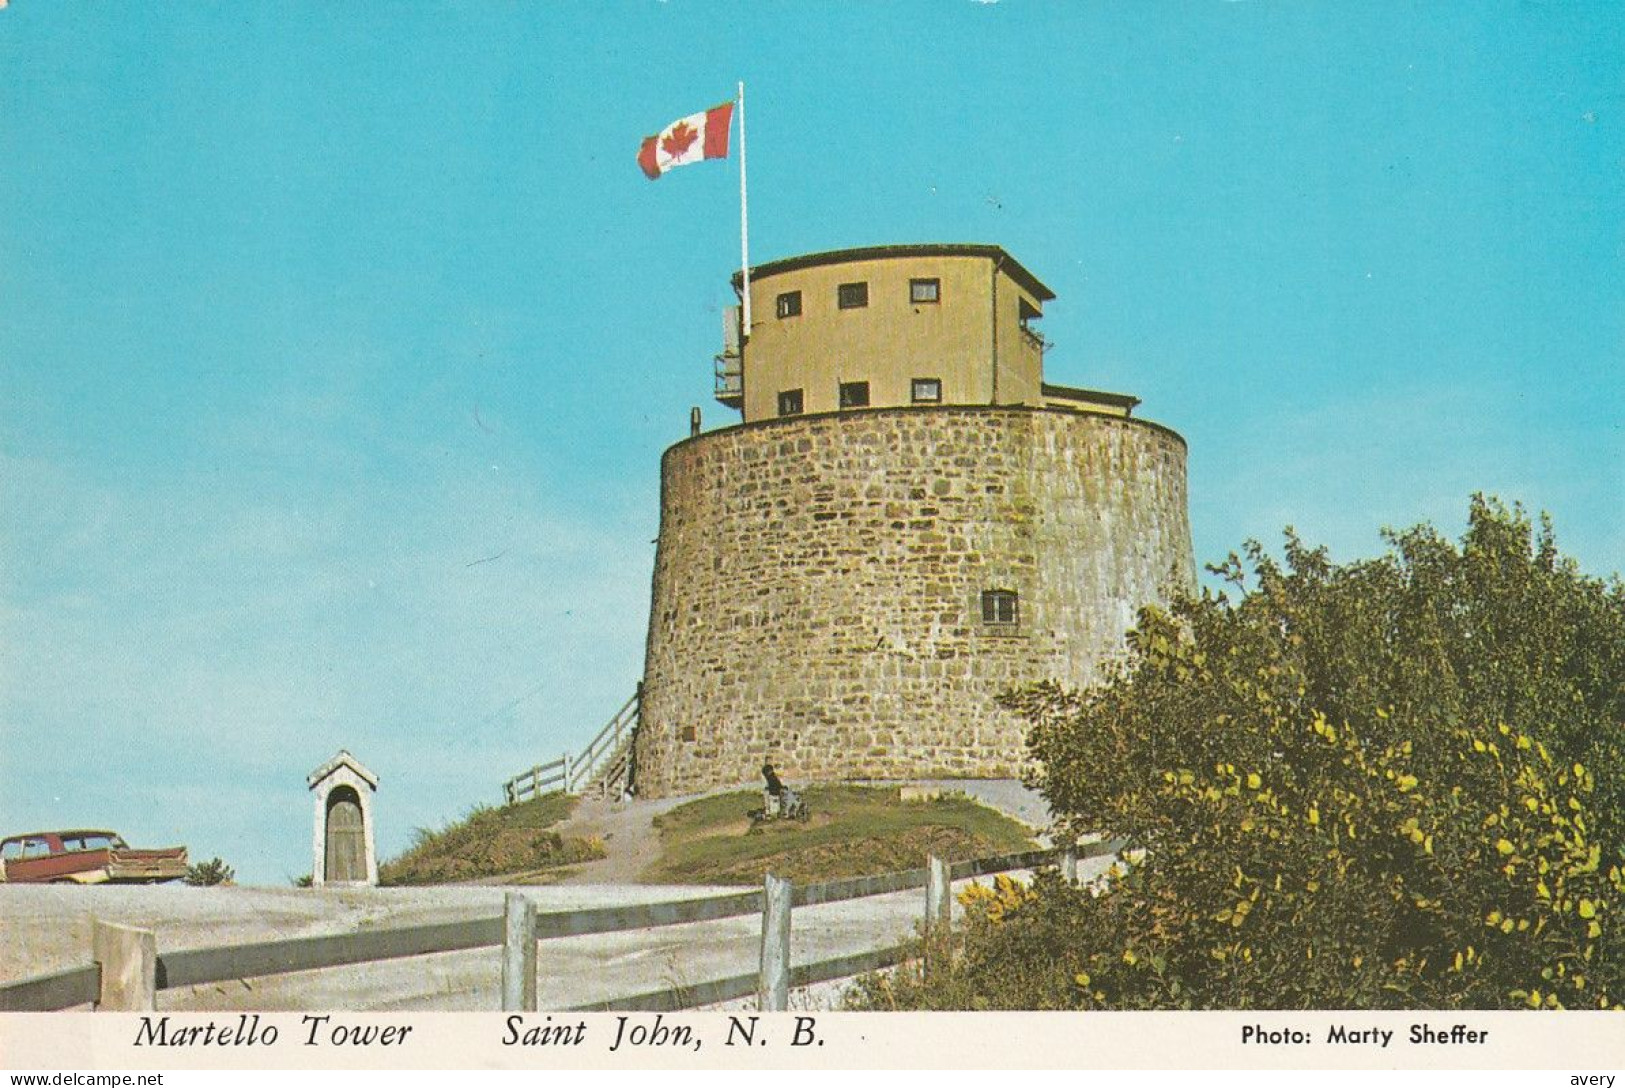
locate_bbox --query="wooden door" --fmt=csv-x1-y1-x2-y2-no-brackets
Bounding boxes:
325,788,366,882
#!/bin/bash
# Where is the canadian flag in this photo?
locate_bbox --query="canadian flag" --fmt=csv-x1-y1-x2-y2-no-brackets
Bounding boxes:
637,101,735,180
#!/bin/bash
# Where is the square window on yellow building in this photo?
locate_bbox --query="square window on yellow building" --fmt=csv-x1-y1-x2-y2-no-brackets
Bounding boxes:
912,378,942,403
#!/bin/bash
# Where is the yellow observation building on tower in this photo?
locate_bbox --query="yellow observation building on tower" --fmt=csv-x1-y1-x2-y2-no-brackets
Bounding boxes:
716,244,1139,421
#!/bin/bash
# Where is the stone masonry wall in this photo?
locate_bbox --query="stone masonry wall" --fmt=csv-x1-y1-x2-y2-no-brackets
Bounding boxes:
635,406,1193,798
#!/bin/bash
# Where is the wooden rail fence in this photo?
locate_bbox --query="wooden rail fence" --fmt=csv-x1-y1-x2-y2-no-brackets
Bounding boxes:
0,840,1120,1014
501,687,641,803
502,755,568,805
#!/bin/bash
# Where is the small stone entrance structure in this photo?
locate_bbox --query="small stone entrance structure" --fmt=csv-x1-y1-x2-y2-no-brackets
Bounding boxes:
307,750,378,886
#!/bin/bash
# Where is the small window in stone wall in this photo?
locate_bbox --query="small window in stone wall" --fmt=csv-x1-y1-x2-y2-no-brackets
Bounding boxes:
839,381,870,409
912,377,942,404
778,388,804,417
982,589,1019,626
680,724,697,742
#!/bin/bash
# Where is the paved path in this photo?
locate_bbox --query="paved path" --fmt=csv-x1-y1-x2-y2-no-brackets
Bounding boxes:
548,793,695,885
1,854,1113,1012
912,779,1055,837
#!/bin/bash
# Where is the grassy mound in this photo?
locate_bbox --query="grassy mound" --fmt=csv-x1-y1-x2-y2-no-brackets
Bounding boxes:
380,792,605,885
643,785,1038,886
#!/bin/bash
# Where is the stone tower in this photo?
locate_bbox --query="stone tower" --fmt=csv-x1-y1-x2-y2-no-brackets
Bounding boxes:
635,245,1194,798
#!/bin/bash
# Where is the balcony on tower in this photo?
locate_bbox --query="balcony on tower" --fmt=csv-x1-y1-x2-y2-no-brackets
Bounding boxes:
713,304,744,409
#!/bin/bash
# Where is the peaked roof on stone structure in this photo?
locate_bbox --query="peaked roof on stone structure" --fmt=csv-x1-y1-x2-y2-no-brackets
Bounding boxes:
306,749,379,790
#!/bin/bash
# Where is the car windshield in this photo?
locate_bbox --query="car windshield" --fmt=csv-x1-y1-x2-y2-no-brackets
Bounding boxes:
69,834,115,851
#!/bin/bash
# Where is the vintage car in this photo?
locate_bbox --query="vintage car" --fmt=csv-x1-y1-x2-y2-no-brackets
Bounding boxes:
0,829,188,885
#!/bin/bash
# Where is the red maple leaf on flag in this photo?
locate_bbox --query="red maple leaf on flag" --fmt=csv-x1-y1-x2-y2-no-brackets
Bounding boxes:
661,121,699,160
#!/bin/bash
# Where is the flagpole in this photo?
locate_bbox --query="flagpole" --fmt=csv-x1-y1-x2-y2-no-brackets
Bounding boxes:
738,80,751,336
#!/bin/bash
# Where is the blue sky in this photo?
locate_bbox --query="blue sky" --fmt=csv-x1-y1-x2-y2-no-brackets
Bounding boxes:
2,3,1620,884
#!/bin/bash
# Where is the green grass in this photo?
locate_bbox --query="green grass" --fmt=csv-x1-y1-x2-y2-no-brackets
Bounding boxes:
643,785,1038,886
379,792,605,886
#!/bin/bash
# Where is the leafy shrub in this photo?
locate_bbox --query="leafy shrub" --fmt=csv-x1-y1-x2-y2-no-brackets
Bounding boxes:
184,857,235,886
851,497,1625,1010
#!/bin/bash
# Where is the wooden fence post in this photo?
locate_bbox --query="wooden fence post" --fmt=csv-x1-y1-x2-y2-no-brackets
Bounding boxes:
758,873,791,1012
92,920,156,1011
923,855,953,984
1062,845,1078,884
501,893,538,1012
925,855,951,934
